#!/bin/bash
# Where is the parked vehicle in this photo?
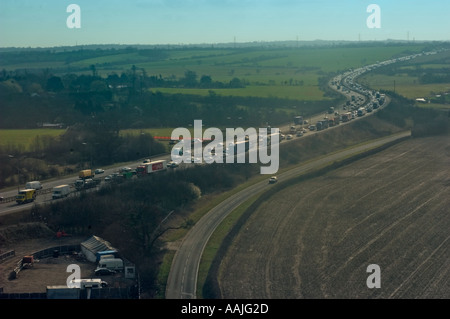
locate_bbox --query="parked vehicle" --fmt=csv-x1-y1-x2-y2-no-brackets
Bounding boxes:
94,168,105,174
25,181,42,190
269,176,278,184
70,278,108,289
96,250,119,262
136,160,167,176
16,189,36,204
97,258,124,271
52,185,70,199
94,268,116,276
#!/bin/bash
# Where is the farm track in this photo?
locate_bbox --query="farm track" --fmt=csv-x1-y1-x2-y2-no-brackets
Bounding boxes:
218,135,450,298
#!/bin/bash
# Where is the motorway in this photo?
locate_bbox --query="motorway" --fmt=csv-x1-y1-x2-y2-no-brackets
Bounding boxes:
164,50,436,299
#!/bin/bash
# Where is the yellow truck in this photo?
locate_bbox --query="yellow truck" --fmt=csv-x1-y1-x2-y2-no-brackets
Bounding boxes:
16,189,36,204
79,169,94,179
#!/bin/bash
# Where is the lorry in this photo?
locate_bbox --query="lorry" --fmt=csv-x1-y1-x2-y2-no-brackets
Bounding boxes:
52,185,71,199
16,189,36,204
79,169,95,179
136,159,167,177
25,181,42,190
97,258,124,271
75,178,98,191
293,116,303,125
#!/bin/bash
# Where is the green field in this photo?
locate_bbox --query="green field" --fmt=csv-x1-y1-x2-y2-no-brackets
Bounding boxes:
360,74,450,109
0,129,66,150
0,43,429,102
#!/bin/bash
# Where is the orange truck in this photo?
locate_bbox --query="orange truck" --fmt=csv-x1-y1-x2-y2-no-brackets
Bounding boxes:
79,169,94,179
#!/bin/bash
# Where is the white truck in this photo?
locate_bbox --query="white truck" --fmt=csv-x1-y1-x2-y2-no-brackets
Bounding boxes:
25,181,43,190
52,185,71,199
97,258,124,271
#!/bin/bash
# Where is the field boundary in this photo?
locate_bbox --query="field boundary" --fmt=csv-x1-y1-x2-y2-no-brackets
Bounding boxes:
201,133,412,298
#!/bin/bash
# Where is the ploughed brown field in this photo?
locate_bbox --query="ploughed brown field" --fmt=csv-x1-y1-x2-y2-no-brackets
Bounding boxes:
218,135,450,298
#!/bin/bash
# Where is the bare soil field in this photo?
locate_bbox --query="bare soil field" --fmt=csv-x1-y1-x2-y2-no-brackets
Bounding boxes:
218,135,450,299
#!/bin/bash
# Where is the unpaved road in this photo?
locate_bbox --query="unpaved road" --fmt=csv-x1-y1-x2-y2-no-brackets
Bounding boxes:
218,135,450,299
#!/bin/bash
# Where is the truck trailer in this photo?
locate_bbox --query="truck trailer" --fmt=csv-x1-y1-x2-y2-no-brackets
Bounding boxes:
52,185,71,199
136,160,167,176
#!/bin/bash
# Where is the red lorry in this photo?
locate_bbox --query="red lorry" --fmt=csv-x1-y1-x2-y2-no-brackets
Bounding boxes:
136,159,167,176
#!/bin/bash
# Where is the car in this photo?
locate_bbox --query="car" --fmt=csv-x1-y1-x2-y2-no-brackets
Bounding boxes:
143,159,151,163
119,167,132,173
95,168,105,174
167,161,179,168
94,268,116,276
269,176,278,184
309,125,316,131
296,131,303,137
286,134,293,140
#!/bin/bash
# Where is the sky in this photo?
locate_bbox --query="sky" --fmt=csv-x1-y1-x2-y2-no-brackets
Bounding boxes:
0,0,449,48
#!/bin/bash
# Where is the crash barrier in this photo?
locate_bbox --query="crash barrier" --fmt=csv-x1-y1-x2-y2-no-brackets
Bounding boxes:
0,250,15,262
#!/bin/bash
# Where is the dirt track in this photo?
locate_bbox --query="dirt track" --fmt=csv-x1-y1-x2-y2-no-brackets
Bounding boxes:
218,136,450,298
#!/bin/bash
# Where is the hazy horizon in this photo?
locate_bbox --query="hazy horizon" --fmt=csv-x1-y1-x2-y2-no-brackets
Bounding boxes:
1,1,449,48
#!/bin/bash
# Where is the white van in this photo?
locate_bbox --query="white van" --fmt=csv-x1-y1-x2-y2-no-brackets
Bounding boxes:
97,258,124,271
52,185,70,199
69,278,107,289
25,181,42,190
